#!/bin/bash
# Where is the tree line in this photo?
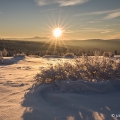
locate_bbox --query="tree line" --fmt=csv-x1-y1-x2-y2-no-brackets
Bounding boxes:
0,40,118,57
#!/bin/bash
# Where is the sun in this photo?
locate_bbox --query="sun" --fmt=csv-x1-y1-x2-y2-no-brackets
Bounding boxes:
53,28,62,38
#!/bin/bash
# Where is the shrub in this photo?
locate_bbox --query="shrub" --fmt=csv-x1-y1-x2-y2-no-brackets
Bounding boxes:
0,48,8,64
2,48,8,57
13,53,25,59
28,55,40,58
64,53,75,58
103,51,114,57
43,55,62,58
0,51,3,64
35,55,120,84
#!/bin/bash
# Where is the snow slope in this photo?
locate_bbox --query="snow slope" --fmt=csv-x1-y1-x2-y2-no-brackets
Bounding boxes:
0,57,120,120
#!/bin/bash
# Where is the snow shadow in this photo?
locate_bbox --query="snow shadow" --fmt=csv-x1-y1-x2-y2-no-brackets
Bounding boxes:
22,82,120,120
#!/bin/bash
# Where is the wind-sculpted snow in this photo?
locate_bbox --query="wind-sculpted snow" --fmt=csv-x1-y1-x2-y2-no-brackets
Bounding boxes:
22,80,120,120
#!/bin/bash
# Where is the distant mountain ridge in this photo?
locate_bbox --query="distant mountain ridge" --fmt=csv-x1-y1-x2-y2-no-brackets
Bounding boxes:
25,36,48,39
67,39,120,41
0,37,120,41
0,36,48,40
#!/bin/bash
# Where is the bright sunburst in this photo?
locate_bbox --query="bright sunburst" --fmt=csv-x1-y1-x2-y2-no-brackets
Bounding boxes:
42,16,72,54
53,28,62,38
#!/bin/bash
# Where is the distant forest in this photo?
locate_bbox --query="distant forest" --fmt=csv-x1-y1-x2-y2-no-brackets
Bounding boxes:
0,39,119,56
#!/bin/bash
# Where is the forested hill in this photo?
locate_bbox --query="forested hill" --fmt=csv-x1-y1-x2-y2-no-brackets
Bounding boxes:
0,39,120,56
63,39,120,54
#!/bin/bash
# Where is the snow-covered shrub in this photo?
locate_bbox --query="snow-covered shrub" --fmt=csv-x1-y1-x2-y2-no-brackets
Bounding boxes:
64,53,75,58
35,55,120,84
0,51,3,64
2,48,8,57
28,55,40,58
0,48,8,64
103,51,114,57
43,55,62,58
13,53,25,59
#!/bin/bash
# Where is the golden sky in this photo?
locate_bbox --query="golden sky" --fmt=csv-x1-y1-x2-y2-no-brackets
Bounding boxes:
0,0,120,40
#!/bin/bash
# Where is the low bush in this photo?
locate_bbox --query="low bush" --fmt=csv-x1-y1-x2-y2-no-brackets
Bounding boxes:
13,53,26,59
35,55,120,84
103,51,114,57
0,51,3,64
43,55,63,58
64,53,75,58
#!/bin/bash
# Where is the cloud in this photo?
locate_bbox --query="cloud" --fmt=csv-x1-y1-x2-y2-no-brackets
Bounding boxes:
87,20,101,24
65,30,74,33
101,30,112,34
104,11,120,19
57,0,89,6
76,28,114,34
92,9,120,15
109,33,120,39
75,8,120,19
35,0,89,6
35,0,53,6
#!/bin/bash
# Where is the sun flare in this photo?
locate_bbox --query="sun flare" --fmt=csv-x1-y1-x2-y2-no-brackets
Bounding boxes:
53,28,62,38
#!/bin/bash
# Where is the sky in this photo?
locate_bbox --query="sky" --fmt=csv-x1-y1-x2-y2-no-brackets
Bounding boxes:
0,0,120,40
